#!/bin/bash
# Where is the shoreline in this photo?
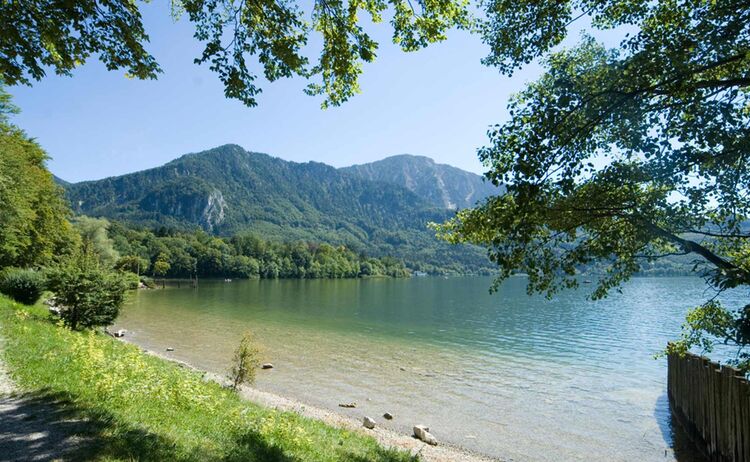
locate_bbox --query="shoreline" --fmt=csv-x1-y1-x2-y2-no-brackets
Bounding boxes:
129,339,501,462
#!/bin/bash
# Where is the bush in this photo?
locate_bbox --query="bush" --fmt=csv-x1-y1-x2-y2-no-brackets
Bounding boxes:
45,249,130,330
0,268,45,305
120,271,141,290
228,331,261,390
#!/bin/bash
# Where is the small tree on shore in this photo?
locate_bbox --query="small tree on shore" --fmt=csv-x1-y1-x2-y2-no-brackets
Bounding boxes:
46,248,129,330
228,331,261,391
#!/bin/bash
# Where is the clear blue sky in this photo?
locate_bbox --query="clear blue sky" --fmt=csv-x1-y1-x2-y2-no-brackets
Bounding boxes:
8,3,622,182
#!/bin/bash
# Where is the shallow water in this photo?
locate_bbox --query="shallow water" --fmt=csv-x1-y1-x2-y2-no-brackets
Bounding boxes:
114,276,738,461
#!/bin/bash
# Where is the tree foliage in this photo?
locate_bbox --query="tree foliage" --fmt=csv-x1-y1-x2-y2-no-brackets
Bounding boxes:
0,88,76,269
435,1,750,367
228,330,261,390
109,222,411,279
46,247,130,330
74,217,120,267
114,255,150,276
0,0,160,86
0,267,46,305
0,0,470,107
666,301,750,372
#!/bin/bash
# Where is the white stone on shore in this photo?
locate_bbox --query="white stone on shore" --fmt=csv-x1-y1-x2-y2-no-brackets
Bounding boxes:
363,416,376,429
114,329,126,338
413,425,438,445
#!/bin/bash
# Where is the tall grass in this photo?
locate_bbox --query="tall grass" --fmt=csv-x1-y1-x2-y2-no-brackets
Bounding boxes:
0,295,414,462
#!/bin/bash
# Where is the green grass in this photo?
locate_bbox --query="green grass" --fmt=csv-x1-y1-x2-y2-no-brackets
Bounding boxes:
0,295,415,461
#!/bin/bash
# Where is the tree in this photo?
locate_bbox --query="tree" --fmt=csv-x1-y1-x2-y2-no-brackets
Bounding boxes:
74,217,120,267
152,253,171,288
46,248,130,330
115,255,150,277
0,85,77,269
435,1,750,369
228,330,261,391
0,0,470,108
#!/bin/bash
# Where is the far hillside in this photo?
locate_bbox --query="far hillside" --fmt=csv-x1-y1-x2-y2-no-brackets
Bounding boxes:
62,145,497,274
342,154,500,210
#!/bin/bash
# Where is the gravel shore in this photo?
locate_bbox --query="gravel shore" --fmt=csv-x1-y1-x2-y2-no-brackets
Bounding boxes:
138,346,502,462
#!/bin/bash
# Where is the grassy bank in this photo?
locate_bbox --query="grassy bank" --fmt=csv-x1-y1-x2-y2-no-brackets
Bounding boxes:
0,294,414,462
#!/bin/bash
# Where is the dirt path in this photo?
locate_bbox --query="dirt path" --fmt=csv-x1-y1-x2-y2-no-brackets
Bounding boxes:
0,337,93,462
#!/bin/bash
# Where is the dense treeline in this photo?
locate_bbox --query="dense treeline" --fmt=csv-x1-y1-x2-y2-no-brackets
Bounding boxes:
0,85,132,328
0,90,76,268
109,223,409,280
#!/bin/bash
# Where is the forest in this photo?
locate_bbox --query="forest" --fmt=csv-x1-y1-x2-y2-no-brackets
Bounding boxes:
109,221,410,280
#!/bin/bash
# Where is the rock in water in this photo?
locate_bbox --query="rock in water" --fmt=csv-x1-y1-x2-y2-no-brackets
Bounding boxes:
114,329,126,338
363,416,376,429
166,347,174,352
383,412,393,420
413,425,438,445
261,363,274,369
338,402,357,408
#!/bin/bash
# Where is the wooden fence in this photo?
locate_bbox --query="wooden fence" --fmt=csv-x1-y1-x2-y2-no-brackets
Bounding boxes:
667,352,750,461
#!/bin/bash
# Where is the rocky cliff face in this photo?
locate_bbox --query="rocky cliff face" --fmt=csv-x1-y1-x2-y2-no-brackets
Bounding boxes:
341,154,499,210
201,189,227,232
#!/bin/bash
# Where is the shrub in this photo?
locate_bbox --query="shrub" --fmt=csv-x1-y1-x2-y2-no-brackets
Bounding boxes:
228,331,261,390
45,249,130,330
120,271,141,290
0,268,45,305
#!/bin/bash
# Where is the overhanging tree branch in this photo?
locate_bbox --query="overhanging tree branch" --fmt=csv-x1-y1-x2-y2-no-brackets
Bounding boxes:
641,220,750,280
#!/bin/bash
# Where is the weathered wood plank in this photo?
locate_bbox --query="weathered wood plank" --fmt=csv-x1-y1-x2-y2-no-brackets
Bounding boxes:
668,352,749,462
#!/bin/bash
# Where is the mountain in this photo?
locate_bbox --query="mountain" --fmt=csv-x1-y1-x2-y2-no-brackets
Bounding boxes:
341,154,498,209
63,145,496,274
52,175,70,187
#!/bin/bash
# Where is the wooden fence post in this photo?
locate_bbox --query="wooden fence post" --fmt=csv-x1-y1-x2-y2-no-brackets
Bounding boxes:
667,351,750,462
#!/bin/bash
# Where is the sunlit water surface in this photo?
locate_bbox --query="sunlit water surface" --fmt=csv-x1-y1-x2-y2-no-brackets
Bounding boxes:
114,276,742,461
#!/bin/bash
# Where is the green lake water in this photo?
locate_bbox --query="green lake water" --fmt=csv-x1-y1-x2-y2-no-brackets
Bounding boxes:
114,276,733,461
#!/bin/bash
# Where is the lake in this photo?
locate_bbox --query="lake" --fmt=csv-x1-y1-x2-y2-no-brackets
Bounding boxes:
113,276,733,461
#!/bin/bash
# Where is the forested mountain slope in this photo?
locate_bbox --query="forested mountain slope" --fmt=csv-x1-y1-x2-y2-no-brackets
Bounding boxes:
64,145,495,274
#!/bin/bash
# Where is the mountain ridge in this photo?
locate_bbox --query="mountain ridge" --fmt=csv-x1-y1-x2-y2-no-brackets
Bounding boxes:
342,154,497,209
62,144,496,273
58,147,494,209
